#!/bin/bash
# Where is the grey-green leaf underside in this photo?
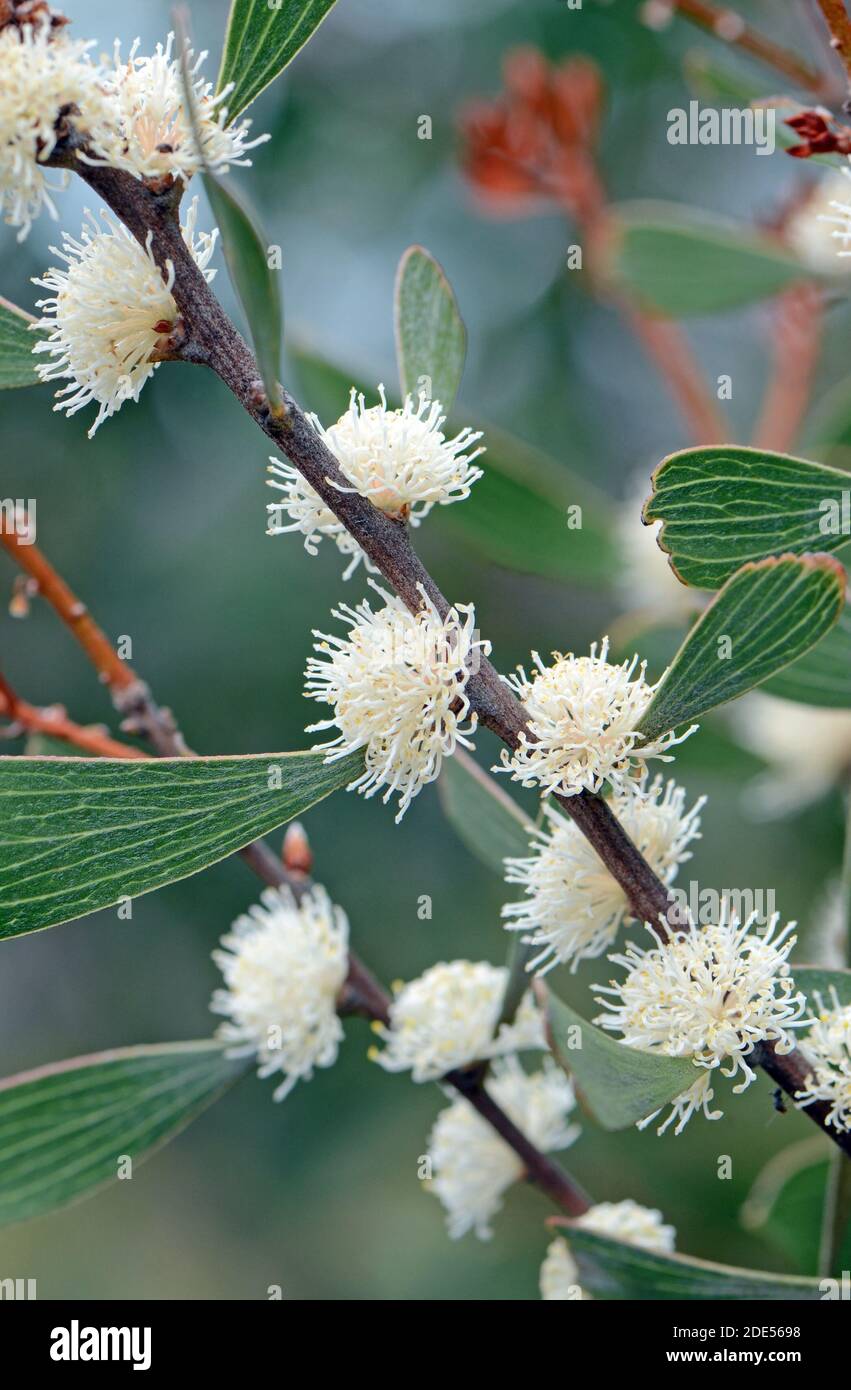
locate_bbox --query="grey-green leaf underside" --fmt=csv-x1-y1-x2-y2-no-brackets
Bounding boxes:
546,989,696,1131
0,1041,246,1227
637,554,847,741
0,750,362,937
557,1226,822,1300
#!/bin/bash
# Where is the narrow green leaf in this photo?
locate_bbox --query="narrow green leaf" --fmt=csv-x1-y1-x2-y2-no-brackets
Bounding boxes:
0,1041,246,1227
217,0,339,121
438,750,532,874
437,423,616,585
607,201,812,317
644,445,851,589
637,554,847,741
555,1226,822,1300
203,173,283,411
394,246,467,414
763,603,851,708
0,296,41,389
0,749,362,938
545,988,696,1131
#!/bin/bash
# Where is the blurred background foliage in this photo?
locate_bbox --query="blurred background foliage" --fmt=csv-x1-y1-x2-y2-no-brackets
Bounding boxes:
1,0,849,1299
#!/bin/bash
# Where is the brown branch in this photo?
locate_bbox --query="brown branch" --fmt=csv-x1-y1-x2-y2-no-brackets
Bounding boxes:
751,284,824,452
668,0,825,94
0,672,142,759
1,524,590,1218
40,143,851,1157
816,0,851,82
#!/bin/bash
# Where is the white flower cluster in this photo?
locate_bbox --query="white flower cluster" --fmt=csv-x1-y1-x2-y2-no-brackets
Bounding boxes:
594,909,806,1134
267,386,484,578
33,198,217,436
497,638,696,800
90,33,268,183
211,883,349,1102
304,583,489,821
796,991,851,1133
540,1199,676,1300
427,1057,580,1239
0,21,110,240
503,775,704,974
1,22,267,242
370,959,544,1081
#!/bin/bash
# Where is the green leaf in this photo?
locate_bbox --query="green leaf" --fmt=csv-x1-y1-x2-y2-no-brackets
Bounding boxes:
0,749,362,938
637,554,847,741
394,246,467,414
0,1041,246,1227
203,173,283,411
793,965,851,1010
555,1226,822,1300
741,1139,842,1275
289,344,616,586
0,296,41,389
544,988,696,1131
217,0,339,121
437,423,617,585
606,201,812,317
763,601,851,707
644,445,851,589
438,750,532,874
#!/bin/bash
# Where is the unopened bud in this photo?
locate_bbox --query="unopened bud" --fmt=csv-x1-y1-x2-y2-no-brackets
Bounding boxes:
282,821,312,875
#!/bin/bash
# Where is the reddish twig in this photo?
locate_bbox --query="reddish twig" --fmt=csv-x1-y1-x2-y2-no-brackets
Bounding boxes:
816,0,851,82
751,283,824,452
0,671,142,759
667,0,825,94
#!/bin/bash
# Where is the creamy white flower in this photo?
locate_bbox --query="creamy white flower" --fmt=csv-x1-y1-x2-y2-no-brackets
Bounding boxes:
540,1199,676,1300
267,458,376,582
32,196,217,436
497,637,696,799
88,32,268,182
594,909,806,1134
730,690,851,816
211,883,348,1101
616,478,701,623
504,775,704,974
0,22,110,240
370,959,544,1081
796,991,851,1133
809,164,851,266
305,582,490,822
427,1057,580,1239
268,386,484,577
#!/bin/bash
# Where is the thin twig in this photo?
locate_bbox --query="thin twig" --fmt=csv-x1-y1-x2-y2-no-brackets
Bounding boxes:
621,304,728,445
41,140,851,1156
667,0,825,93
751,284,824,452
0,671,142,759
816,0,851,82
